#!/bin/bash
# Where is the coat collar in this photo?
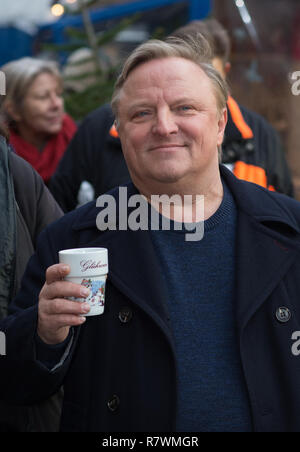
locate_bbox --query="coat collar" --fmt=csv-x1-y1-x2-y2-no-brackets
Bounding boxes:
72,166,300,333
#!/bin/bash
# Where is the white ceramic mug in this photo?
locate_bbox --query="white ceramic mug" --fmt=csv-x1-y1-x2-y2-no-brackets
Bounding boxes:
58,247,108,316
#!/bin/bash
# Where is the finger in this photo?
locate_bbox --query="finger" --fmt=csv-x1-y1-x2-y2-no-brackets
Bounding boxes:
43,298,90,316
42,279,90,301
45,264,71,285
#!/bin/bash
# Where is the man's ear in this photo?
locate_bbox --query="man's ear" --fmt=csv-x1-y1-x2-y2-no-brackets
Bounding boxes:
224,62,231,75
217,107,228,146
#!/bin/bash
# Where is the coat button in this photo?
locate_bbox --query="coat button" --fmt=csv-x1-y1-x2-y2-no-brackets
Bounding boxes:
119,307,132,323
276,307,291,323
107,395,120,412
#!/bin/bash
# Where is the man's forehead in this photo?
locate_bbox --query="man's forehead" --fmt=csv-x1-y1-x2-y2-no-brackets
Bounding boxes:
118,57,216,108
122,57,211,95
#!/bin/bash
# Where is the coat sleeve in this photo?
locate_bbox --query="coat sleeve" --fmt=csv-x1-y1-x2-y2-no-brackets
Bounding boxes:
264,129,294,198
33,174,63,246
49,104,124,213
49,114,97,213
240,107,294,197
10,151,63,302
0,227,80,406
10,151,63,246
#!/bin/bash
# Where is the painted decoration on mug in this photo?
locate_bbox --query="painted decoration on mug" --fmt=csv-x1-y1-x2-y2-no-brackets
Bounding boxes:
81,278,105,306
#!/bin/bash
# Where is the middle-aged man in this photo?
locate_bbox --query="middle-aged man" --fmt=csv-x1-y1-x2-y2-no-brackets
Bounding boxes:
1,36,300,433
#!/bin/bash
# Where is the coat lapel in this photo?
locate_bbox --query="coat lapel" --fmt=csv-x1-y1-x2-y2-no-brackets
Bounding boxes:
220,165,300,332
235,210,300,331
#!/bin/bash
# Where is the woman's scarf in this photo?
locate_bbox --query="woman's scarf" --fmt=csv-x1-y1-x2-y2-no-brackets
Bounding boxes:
0,136,16,320
9,113,77,183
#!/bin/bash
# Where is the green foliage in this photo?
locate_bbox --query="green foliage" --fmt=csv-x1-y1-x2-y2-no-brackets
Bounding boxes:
48,3,141,121
64,77,116,120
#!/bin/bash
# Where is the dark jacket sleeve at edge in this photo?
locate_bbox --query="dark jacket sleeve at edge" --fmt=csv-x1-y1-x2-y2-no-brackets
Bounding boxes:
0,226,78,406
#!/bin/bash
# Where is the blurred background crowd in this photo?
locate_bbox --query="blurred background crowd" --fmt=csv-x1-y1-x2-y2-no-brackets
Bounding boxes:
0,0,299,199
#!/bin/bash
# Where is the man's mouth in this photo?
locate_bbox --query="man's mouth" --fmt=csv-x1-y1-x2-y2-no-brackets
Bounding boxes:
149,144,186,152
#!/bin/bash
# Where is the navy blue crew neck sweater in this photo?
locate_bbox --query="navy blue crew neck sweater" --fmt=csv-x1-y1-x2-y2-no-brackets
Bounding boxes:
150,181,253,432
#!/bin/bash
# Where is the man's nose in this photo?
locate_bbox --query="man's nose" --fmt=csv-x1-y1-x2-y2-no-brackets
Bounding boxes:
152,110,178,136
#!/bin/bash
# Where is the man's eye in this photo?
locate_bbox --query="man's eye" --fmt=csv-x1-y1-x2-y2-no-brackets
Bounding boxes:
132,111,150,120
136,111,149,117
178,105,193,112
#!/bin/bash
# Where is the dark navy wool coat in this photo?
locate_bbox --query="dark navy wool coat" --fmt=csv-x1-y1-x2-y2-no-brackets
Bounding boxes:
1,166,300,432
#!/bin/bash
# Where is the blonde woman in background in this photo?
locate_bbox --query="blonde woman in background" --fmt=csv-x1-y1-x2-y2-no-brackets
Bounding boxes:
0,57,77,184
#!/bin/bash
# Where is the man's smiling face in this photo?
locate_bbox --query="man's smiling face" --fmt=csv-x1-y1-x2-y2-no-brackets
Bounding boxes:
116,57,227,193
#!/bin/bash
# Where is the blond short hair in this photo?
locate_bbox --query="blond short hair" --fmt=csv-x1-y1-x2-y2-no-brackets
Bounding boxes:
0,57,62,126
111,35,229,123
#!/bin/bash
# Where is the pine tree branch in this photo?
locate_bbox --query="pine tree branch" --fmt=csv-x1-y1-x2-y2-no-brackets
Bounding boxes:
78,0,103,73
